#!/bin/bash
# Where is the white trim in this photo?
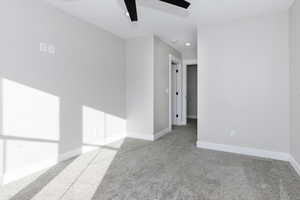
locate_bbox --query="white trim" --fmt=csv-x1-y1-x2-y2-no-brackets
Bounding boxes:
1,148,82,185
126,132,154,141
182,59,197,126
0,134,126,186
104,136,126,145
58,148,82,162
0,174,3,185
289,156,300,176
169,55,172,130
183,59,198,65
154,128,171,140
2,158,58,185
187,115,197,119
197,141,290,161
127,128,172,142
169,54,183,127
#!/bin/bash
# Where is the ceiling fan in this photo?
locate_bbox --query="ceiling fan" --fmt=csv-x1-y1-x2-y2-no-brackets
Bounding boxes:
124,0,191,22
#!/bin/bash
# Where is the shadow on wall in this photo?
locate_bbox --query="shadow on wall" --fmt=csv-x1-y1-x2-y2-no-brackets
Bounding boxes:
0,78,126,185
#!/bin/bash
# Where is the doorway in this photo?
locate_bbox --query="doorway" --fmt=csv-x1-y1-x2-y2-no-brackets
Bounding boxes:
187,65,197,122
182,60,198,126
169,55,182,129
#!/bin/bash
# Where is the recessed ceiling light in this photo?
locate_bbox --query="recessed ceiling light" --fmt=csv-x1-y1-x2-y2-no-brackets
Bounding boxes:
185,42,191,46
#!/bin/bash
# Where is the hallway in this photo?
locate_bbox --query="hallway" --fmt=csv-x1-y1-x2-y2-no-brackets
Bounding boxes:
1,120,300,200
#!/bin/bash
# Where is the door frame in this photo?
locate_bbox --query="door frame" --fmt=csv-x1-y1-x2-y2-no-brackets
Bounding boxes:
169,54,182,129
182,59,198,125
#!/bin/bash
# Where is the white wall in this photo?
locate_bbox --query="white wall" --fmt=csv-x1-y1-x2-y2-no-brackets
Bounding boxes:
187,65,197,118
0,0,126,184
154,37,181,134
126,36,182,138
197,12,290,153
290,1,300,165
126,36,154,140
182,49,197,60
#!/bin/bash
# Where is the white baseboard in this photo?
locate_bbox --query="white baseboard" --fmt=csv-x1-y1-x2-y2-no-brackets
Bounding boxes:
127,128,172,141
1,134,127,186
104,135,126,145
179,121,187,126
197,141,290,161
58,148,82,162
1,148,82,186
126,131,154,141
289,156,300,176
187,115,197,119
154,128,171,140
2,158,58,185
0,174,3,185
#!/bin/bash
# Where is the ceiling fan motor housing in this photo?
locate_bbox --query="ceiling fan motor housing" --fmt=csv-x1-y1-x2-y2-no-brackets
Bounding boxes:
124,0,191,22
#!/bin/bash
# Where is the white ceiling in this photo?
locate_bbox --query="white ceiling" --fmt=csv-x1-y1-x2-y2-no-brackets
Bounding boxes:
44,0,294,58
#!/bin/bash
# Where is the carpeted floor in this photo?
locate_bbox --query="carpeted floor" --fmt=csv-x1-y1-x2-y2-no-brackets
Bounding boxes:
1,120,300,200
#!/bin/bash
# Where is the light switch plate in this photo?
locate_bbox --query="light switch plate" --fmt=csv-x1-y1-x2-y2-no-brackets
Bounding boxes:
230,130,236,137
48,45,55,54
39,43,47,52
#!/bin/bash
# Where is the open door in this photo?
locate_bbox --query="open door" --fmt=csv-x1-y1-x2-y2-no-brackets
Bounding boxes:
171,62,182,125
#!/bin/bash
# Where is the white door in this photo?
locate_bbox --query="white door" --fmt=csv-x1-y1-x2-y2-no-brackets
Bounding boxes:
172,63,182,125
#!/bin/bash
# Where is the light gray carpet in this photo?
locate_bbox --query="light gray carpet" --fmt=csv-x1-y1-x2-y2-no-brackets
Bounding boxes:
1,120,300,200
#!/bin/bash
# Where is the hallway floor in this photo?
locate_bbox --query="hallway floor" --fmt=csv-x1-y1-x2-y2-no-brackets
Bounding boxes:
1,120,300,200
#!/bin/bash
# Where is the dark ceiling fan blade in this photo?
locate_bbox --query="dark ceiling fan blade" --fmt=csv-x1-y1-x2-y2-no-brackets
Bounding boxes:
124,0,138,21
159,0,191,9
